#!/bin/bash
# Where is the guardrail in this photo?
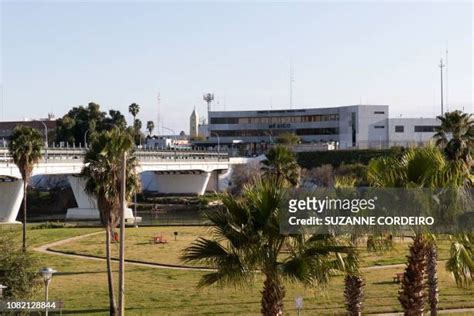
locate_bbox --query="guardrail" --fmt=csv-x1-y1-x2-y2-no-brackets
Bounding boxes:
0,148,229,163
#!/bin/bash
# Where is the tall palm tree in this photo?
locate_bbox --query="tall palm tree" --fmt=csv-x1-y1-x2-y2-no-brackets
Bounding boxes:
146,120,155,136
434,110,473,167
368,146,467,315
81,129,140,315
128,103,140,122
182,176,356,315
261,145,300,186
8,126,43,252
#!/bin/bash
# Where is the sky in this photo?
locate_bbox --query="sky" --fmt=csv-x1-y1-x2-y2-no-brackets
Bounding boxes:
1,1,472,134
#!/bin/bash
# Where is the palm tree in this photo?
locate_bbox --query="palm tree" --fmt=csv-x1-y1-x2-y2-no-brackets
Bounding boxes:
368,146,468,315
434,110,473,167
8,126,43,251
146,120,155,136
81,129,140,315
446,233,474,288
128,103,140,122
344,274,364,316
261,145,300,186
182,176,356,315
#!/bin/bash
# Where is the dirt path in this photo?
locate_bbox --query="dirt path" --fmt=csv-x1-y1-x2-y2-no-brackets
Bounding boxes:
33,231,214,271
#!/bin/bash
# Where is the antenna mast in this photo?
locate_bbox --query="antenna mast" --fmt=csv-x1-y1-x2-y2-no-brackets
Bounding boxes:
439,58,445,116
289,62,294,109
445,48,449,111
156,92,161,135
203,93,214,124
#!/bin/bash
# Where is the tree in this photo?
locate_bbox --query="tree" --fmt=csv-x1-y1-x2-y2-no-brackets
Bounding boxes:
276,132,300,145
368,146,468,315
434,110,473,167
0,235,40,299
55,103,129,146
182,176,356,315
146,121,155,136
398,234,428,315
81,129,140,315
133,119,143,145
446,233,474,288
128,103,140,122
344,274,364,316
8,126,43,251
261,145,300,187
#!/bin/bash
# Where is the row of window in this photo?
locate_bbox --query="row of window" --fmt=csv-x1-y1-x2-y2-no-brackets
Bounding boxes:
210,114,340,125
210,128,339,137
395,125,438,133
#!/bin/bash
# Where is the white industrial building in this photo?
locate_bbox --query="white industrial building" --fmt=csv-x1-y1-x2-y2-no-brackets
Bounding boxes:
202,105,440,152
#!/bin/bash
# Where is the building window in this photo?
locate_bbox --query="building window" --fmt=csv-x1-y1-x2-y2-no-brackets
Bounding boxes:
395,125,404,133
374,125,385,129
414,125,438,133
374,111,385,114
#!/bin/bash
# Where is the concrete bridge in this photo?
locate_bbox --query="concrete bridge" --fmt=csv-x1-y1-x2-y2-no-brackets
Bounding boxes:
0,148,232,223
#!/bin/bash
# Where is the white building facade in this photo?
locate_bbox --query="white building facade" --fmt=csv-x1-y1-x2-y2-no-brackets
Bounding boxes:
206,105,440,151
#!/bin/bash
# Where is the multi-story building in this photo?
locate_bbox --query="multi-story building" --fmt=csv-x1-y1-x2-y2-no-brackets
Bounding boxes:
205,105,440,152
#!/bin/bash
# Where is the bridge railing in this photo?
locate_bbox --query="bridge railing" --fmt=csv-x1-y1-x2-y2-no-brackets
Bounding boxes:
0,148,229,163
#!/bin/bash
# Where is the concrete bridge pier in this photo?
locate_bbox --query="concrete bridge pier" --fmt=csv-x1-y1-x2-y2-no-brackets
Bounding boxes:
146,171,212,195
0,178,24,224
66,176,135,222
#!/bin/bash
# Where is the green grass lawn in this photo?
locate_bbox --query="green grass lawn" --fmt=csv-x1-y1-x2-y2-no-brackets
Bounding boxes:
49,226,455,269
4,226,474,315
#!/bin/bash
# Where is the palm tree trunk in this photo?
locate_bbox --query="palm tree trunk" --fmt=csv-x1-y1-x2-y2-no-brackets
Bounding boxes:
399,234,427,316
261,275,285,316
22,180,27,252
427,243,439,315
344,274,364,315
105,225,117,315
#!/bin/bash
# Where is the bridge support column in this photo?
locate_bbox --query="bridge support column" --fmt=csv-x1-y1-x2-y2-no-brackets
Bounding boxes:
0,179,24,224
66,176,135,222
149,171,212,195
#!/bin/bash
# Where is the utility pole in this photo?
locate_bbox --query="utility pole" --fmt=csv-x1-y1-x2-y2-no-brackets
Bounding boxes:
439,58,445,116
289,62,294,109
118,151,127,316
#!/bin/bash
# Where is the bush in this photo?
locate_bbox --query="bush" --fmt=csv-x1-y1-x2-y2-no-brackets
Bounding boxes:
0,235,40,299
31,221,75,230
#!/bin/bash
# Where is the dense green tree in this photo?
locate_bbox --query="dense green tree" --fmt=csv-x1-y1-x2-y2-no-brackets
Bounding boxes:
261,145,300,186
55,103,128,146
182,176,356,316
8,126,43,251
81,129,140,315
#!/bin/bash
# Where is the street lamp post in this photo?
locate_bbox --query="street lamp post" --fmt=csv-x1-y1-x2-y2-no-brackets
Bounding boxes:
40,267,56,316
0,284,7,298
